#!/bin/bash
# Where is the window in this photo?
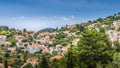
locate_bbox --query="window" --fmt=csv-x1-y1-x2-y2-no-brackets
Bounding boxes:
118,34,120,36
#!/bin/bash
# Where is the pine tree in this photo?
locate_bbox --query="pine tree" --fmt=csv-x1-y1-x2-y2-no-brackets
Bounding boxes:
60,45,78,68
23,63,33,68
40,55,49,68
4,60,8,68
77,30,113,68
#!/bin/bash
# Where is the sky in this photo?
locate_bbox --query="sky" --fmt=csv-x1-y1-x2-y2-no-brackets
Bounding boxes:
0,0,120,31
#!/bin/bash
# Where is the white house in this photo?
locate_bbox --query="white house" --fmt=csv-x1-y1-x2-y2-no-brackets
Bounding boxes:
72,38,80,46
16,42,24,48
8,47,16,56
55,44,62,51
49,47,54,54
113,20,120,30
27,44,44,54
106,30,120,46
0,35,6,44
61,45,70,55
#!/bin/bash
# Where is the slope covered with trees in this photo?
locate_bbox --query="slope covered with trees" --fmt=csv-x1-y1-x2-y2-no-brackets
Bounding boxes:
1,12,120,68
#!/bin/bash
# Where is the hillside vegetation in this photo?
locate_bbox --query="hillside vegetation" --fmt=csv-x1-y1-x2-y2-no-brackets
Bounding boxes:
0,12,120,68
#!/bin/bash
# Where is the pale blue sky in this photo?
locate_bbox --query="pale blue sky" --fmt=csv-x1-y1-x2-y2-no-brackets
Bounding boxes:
0,0,120,31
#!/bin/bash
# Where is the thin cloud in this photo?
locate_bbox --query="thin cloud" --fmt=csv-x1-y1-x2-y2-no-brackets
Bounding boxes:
11,17,16,21
61,16,70,21
70,15,75,19
0,16,82,31
19,16,26,20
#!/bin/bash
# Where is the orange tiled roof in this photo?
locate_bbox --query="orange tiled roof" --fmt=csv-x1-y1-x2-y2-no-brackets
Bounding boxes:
42,47,49,53
39,32,50,36
109,30,120,34
28,57,38,65
8,66,11,68
28,30,35,33
50,55,62,60
28,44,40,48
8,47,16,52
15,35,25,39
18,42,23,45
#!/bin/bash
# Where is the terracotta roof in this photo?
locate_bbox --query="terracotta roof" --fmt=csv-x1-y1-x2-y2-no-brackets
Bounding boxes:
15,35,25,39
27,44,40,48
28,57,38,65
31,43,39,46
108,30,120,34
50,55,62,60
39,32,50,36
8,47,16,52
8,66,11,68
42,47,49,53
67,25,75,29
0,63,4,68
18,42,23,45
28,30,35,33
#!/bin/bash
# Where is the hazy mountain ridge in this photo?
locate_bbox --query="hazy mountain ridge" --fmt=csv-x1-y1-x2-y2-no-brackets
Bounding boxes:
36,28,56,34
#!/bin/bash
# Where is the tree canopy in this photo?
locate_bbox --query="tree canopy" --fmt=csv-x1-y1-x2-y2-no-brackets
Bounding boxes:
77,30,113,68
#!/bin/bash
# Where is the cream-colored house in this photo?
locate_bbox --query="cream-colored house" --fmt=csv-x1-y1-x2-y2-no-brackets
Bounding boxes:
113,20,120,30
0,35,6,44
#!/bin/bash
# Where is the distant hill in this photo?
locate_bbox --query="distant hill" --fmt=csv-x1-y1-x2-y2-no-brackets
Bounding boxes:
36,28,56,34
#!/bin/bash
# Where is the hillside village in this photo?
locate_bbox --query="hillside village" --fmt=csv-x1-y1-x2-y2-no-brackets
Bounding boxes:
0,13,120,68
